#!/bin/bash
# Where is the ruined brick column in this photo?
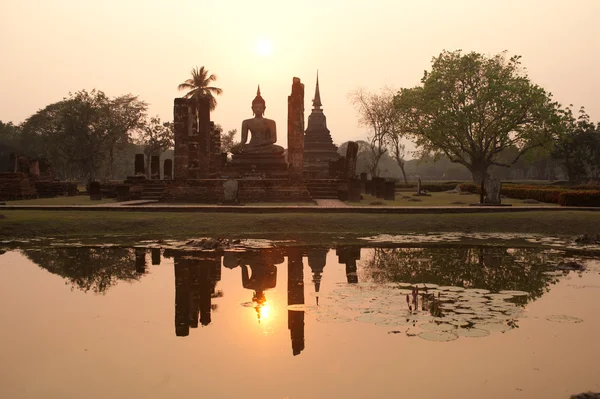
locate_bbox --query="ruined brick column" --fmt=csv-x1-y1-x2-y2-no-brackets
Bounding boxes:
209,122,221,175
29,160,40,178
345,141,358,178
287,77,305,180
196,97,211,178
173,98,192,179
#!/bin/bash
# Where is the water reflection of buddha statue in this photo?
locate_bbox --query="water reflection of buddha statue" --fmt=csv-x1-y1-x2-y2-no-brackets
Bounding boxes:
230,86,288,175
234,251,282,322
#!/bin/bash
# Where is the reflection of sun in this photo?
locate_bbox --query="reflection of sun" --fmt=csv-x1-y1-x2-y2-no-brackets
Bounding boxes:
255,39,273,56
253,297,275,324
259,301,271,320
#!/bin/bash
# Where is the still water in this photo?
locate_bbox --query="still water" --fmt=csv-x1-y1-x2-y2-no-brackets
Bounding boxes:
1,243,599,398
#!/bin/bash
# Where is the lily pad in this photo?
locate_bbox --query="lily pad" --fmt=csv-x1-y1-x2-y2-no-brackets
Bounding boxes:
455,328,490,338
355,314,389,323
317,314,352,323
499,290,529,296
545,315,583,323
420,322,455,332
418,331,458,342
473,322,512,332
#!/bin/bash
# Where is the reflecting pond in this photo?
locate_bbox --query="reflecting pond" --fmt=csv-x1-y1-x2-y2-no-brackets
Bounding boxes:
1,243,599,398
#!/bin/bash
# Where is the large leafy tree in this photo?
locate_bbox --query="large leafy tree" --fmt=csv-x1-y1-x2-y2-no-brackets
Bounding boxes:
21,90,147,181
394,50,561,183
551,107,600,182
177,66,223,111
0,121,24,172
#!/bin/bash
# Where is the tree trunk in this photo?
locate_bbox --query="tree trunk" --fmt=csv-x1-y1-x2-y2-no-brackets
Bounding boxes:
398,162,408,184
471,166,489,205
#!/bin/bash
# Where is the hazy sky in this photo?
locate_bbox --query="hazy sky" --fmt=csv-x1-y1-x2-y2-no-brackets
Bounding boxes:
1,0,599,153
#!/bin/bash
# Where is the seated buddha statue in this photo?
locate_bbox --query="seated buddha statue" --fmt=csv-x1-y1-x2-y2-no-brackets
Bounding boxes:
231,86,285,155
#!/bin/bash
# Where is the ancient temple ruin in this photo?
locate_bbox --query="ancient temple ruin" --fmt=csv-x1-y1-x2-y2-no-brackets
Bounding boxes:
120,76,358,203
303,73,340,178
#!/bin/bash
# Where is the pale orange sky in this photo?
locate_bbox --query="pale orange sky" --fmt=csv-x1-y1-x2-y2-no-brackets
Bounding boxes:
1,0,599,151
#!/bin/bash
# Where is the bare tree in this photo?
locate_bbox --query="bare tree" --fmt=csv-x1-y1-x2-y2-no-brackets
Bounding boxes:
349,88,402,178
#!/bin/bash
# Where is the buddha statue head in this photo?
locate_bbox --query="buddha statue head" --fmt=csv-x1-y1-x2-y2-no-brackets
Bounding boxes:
252,85,266,116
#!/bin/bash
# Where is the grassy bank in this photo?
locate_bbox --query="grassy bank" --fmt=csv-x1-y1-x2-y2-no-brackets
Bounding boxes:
1,210,598,242
349,193,558,207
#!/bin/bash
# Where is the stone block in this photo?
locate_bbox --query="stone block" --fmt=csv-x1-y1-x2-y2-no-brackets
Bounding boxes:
116,184,130,201
222,179,239,204
384,181,396,201
348,178,362,202
89,181,102,200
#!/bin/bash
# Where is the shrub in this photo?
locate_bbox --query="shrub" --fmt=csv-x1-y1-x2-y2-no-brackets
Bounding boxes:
558,191,600,207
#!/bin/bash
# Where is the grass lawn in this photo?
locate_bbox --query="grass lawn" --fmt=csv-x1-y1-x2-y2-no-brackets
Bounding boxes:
348,192,558,207
3,196,118,206
1,210,598,244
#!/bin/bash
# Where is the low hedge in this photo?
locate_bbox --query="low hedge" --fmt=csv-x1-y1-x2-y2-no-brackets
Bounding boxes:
460,182,600,206
558,191,600,207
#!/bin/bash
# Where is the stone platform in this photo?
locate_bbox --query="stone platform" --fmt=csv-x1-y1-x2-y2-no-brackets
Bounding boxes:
228,152,288,178
163,179,311,203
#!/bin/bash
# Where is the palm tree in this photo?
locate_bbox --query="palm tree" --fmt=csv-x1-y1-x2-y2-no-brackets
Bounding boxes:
177,66,223,111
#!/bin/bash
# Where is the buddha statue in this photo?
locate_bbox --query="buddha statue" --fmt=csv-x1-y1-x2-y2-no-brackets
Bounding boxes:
231,86,284,155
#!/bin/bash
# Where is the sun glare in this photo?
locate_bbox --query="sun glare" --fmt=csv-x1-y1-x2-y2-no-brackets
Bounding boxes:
255,39,273,57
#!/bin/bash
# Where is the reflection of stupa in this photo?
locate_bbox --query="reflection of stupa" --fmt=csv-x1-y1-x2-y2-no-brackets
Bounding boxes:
303,73,340,178
307,248,328,305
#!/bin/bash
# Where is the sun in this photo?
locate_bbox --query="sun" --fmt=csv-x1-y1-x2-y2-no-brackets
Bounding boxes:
255,39,273,57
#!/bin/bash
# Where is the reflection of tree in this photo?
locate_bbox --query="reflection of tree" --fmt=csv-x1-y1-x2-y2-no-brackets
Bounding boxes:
22,248,140,293
364,246,559,301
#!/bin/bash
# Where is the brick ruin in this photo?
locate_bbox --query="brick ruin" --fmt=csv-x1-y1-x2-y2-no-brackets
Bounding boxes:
120,76,358,203
0,154,77,201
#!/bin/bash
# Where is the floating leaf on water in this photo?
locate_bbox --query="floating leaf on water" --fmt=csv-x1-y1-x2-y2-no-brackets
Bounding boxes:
418,331,458,342
464,288,491,294
542,271,564,276
438,286,465,292
355,314,389,323
454,308,476,314
395,282,414,288
486,293,515,300
317,314,352,323
286,304,318,312
473,322,512,332
413,283,440,289
499,290,529,296
545,315,583,323
375,319,407,327
380,308,410,317
455,328,490,338
420,322,455,332
448,319,471,327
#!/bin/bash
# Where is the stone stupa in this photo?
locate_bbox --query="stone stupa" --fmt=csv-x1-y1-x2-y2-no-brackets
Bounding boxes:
303,72,340,178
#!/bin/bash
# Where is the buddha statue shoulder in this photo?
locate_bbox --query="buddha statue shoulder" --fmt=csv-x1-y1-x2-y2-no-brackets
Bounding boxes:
231,86,284,155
